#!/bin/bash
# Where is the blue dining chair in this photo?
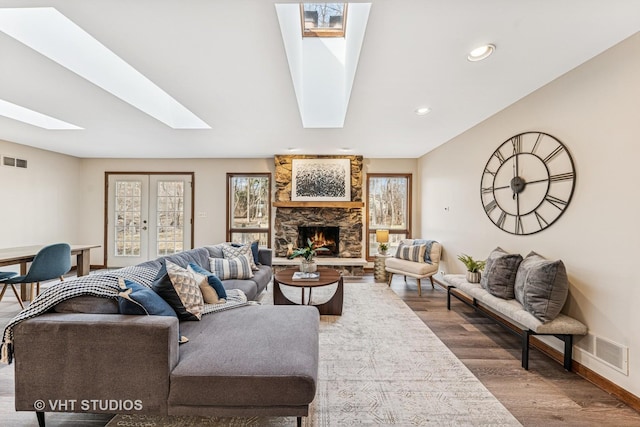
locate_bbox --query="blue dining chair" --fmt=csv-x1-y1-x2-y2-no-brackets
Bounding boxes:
1,243,71,309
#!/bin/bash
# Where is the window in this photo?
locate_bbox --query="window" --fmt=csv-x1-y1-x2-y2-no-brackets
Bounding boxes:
366,174,412,259
301,3,347,38
227,173,271,247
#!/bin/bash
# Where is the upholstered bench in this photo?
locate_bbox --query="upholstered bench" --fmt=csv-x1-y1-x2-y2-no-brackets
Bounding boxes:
443,274,587,370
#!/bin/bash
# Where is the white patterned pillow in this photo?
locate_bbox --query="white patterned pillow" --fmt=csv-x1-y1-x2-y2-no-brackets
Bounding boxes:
395,242,427,263
164,260,205,320
223,244,259,271
210,253,254,280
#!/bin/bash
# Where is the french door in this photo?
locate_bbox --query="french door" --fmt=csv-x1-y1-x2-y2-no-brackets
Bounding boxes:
106,173,193,267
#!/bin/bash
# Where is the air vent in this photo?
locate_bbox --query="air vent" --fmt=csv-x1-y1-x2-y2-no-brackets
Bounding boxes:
3,156,15,166
595,337,628,373
576,333,628,375
2,156,27,168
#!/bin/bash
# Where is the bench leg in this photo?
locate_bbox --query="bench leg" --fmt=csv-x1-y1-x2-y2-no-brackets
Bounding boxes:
447,287,452,310
297,416,302,427
562,334,573,371
522,330,531,370
37,412,45,427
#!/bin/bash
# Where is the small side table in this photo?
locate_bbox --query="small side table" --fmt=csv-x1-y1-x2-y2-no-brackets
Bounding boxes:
374,254,392,282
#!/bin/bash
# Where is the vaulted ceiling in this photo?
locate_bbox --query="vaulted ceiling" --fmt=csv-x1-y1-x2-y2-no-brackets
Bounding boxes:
0,0,638,159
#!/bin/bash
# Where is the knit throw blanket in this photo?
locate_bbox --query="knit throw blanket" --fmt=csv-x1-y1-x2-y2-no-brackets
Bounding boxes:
1,265,249,364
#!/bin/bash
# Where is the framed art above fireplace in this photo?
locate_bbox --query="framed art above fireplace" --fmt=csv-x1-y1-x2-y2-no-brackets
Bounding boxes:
291,158,351,202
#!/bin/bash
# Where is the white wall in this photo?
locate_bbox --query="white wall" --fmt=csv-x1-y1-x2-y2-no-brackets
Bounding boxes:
78,158,274,266
0,139,82,270
418,33,640,397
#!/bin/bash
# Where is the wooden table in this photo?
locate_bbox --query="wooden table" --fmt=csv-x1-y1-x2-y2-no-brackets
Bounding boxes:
273,268,343,315
0,244,100,300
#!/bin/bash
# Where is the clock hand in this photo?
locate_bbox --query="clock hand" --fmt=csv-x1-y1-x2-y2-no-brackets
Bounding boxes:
527,178,550,185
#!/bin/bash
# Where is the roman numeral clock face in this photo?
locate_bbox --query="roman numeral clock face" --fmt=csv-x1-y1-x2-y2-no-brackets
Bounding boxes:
481,132,576,235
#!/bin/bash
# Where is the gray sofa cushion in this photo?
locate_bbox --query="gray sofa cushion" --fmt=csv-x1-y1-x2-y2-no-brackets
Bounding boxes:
515,252,569,322
480,247,523,299
161,247,210,270
53,296,119,314
169,305,319,408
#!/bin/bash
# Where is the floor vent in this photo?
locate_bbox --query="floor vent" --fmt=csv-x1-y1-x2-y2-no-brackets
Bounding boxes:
595,336,628,373
577,334,628,375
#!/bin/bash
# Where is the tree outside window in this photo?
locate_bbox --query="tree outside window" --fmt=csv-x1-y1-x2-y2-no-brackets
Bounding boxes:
227,173,271,247
367,174,411,259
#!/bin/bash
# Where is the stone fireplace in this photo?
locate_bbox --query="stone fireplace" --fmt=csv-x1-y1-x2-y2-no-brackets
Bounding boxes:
273,155,365,275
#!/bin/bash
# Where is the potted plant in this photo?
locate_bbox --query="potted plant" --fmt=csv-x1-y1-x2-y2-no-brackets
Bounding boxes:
378,242,389,255
457,254,486,283
289,238,330,272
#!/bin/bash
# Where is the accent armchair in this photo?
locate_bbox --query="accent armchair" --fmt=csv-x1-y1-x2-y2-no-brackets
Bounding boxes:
385,239,442,296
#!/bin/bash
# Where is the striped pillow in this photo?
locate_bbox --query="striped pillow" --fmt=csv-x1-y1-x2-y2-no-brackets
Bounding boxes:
222,243,259,271
395,242,427,263
209,254,254,280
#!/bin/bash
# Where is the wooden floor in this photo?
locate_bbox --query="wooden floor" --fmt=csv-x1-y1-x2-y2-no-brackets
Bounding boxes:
1,274,639,426
389,275,640,427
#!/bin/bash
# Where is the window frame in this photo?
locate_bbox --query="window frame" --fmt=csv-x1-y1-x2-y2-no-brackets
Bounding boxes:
366,173,412,261
300,3,348,38
226,173,272,247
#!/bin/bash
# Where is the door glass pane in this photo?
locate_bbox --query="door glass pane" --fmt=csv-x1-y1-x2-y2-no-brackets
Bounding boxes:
156,181,185,256
230,176,270,229
369,177,408,229
114,181,142,256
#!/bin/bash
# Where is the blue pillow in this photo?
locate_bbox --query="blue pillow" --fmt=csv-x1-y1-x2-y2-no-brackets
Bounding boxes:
413,239,436,263
118,278,176,317
188,263,228,299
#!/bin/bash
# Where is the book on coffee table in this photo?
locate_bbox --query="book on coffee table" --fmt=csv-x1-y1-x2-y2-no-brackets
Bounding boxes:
292,271,320,281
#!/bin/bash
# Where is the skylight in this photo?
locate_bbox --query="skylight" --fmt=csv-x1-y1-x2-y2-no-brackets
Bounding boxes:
301,3,347,37
0,99,82,130
0,7,210,129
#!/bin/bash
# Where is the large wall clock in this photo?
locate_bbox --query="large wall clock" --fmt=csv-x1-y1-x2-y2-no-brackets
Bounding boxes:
480,132,576,235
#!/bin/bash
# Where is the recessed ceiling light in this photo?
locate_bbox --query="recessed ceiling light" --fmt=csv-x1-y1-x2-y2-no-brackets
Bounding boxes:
338,147,353,152
0,99,82,129
415,107,431,116
287,147,300,152
467,44,495,62
0,7,210,129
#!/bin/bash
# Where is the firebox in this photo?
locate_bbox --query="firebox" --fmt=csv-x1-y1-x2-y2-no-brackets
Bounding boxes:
298,226,339,256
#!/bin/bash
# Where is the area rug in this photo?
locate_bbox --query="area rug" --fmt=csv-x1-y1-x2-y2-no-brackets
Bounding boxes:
107,282,521,426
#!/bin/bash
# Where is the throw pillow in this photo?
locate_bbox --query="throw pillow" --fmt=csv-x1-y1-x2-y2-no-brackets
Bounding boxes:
232,241,260,266
151,260,204,321
395,242,427,263
514,252,569,322
117,278,176,317
187,264,225,304
210,254,254,280
224,243,259,271
188,262,228,299
413,239,437,263
480,247,523,299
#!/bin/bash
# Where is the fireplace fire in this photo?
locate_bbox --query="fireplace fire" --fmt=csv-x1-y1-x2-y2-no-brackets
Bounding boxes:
298,226,339,256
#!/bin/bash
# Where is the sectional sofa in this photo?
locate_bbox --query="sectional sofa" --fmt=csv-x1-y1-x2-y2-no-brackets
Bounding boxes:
10,245,320,427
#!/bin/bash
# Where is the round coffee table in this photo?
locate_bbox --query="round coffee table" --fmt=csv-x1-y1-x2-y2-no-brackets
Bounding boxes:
273,268,343,315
